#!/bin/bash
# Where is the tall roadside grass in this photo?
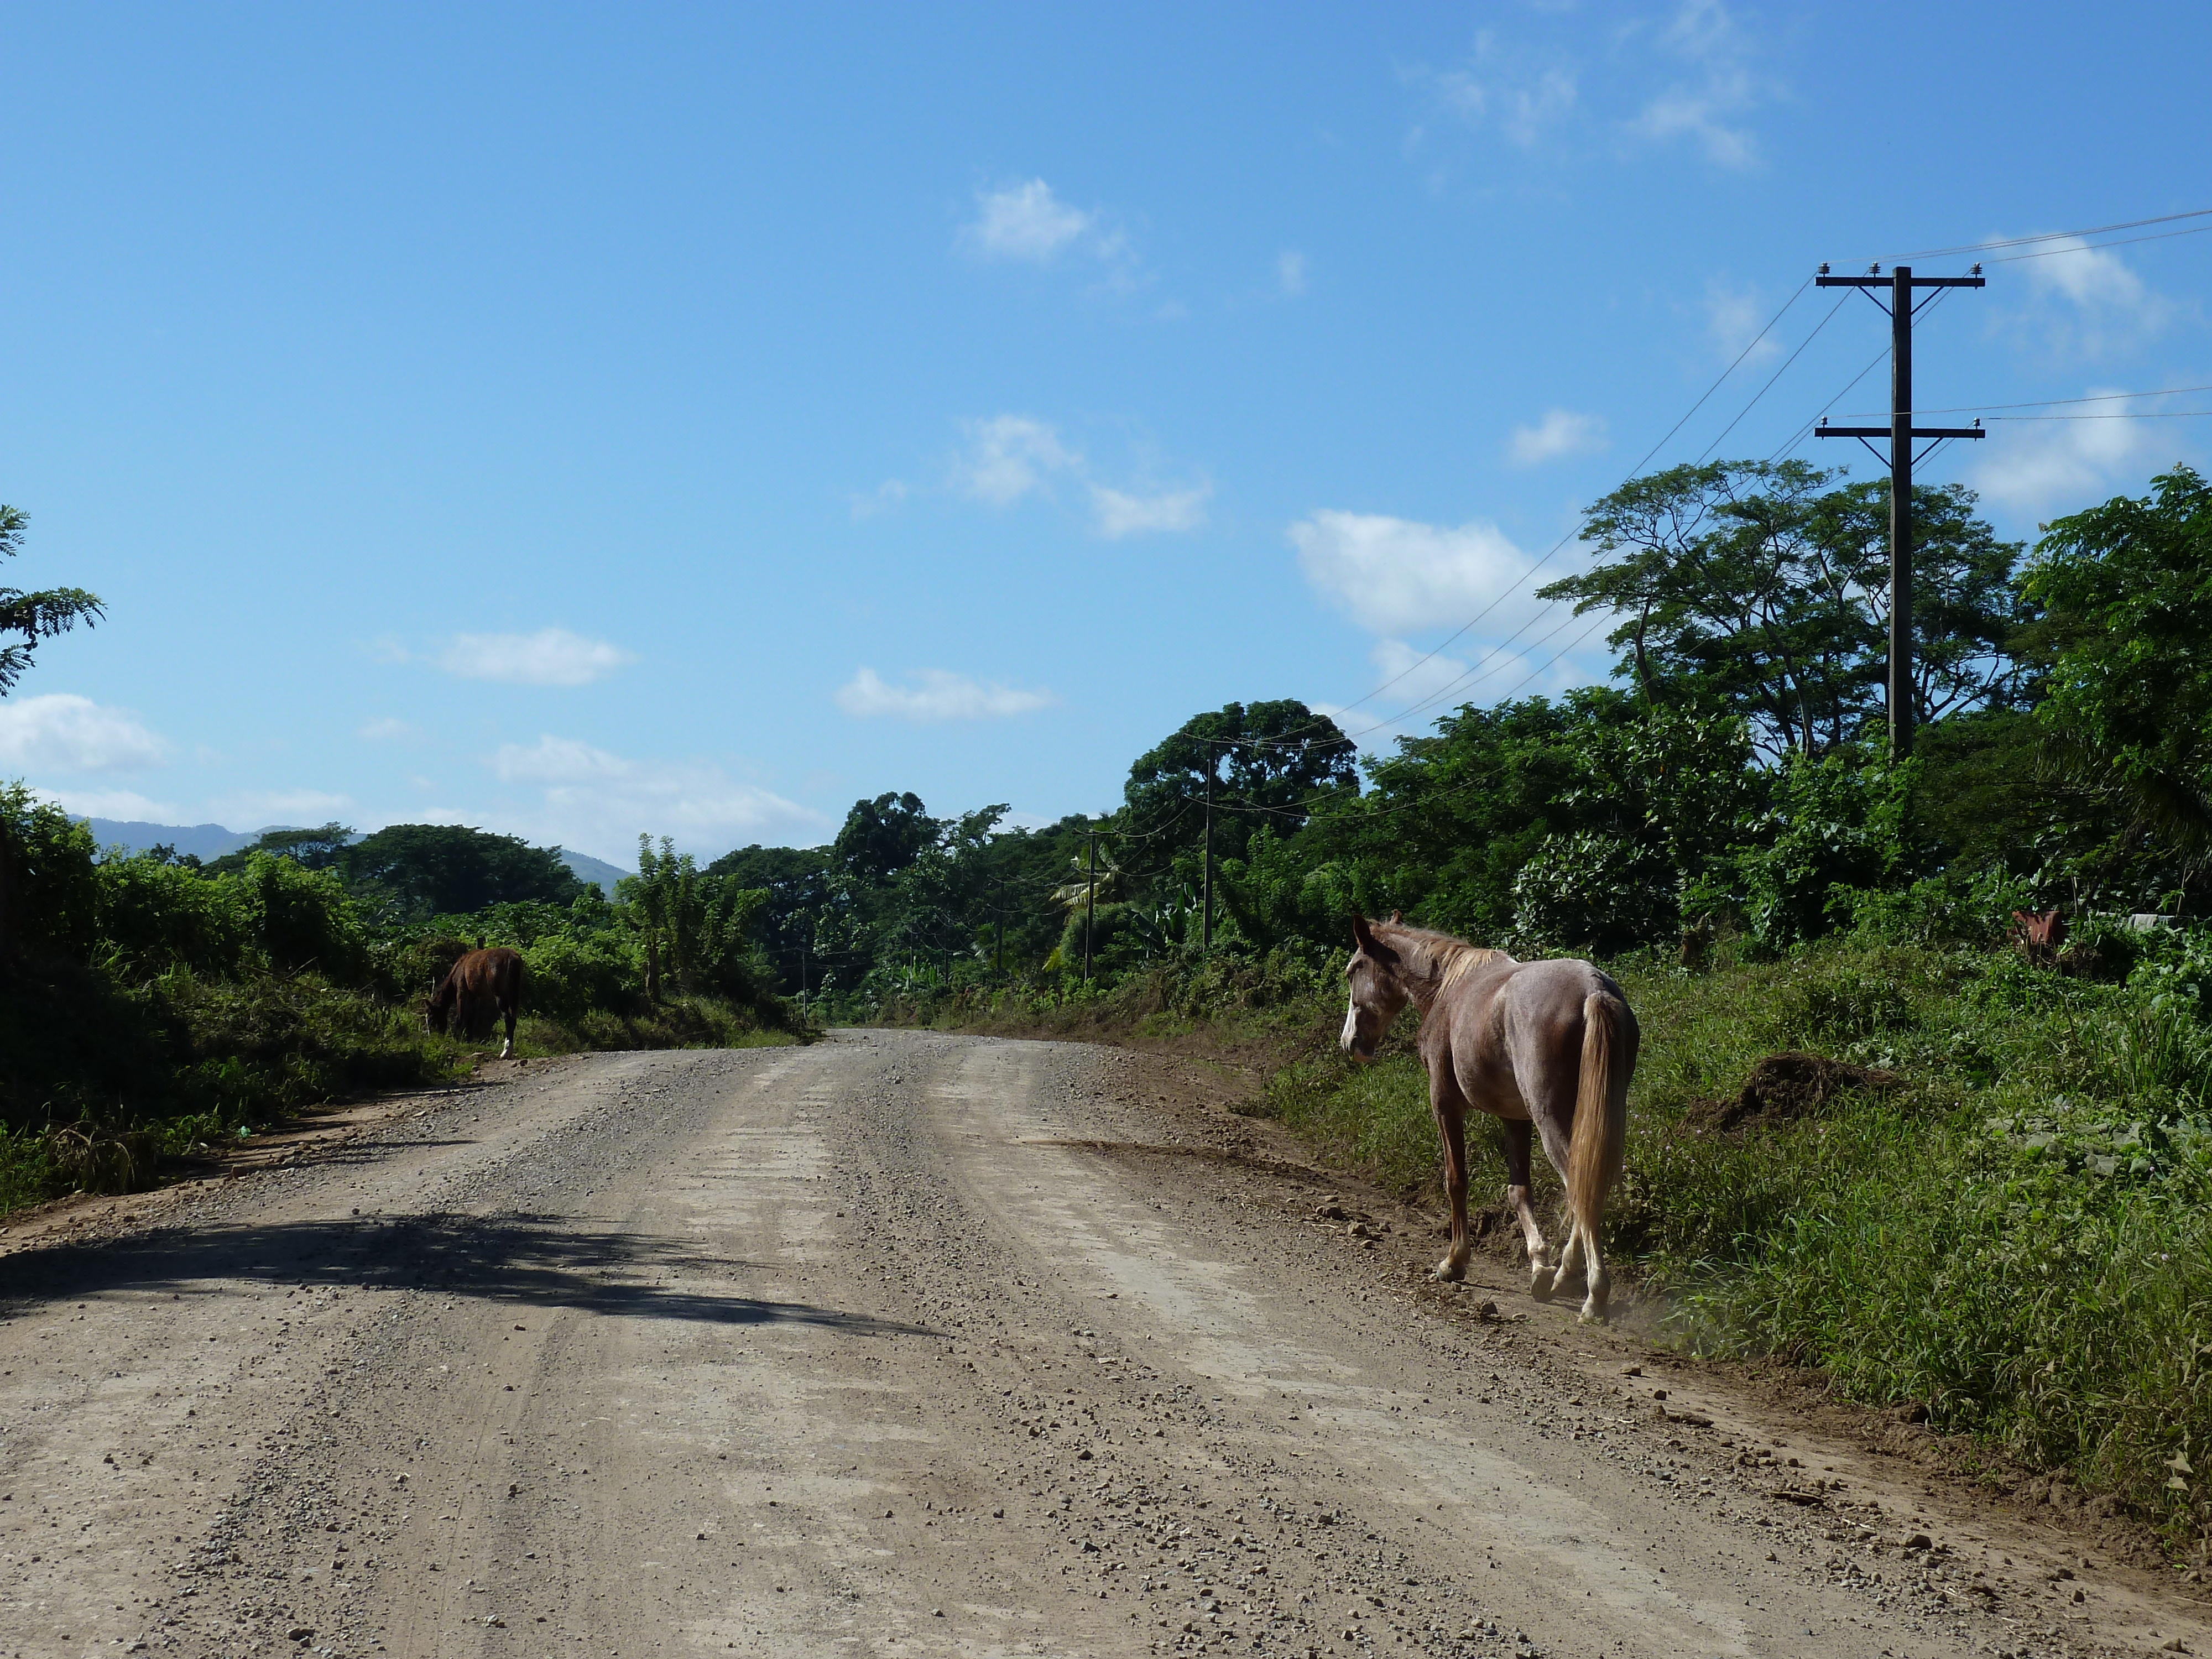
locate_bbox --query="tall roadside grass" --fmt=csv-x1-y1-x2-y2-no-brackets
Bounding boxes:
941,934,2212,1552
0,963,802,1216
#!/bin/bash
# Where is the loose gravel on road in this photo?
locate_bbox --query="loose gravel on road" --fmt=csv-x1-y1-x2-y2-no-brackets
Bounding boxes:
3,1030,2204,1658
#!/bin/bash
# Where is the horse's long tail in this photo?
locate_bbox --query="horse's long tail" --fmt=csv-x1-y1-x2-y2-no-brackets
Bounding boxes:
1567,989,1632,1241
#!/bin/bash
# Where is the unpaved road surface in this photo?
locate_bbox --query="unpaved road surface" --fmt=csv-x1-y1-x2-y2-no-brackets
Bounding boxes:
3,1030,2204,1658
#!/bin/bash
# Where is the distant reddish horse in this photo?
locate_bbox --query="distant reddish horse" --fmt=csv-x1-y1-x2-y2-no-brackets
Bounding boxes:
1340,915,1639,1322
426,947,525,1059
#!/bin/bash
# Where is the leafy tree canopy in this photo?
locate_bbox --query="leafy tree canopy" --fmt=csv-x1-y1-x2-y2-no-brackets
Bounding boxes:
341,823,584,916
0,505,103,696
203,822,355,875
1122,700,1357,869
2022,465,2212,864
832,792,940,888
1541,461,2025,758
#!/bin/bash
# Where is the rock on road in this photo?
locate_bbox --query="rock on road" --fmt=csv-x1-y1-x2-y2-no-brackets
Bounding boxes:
0,1031,2191,1658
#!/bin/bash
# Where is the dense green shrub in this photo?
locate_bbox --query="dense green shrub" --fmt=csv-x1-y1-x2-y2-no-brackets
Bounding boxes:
1511,829,1677,952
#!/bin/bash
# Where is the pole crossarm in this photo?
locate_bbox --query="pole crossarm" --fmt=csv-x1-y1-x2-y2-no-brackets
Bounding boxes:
1815,273,1986,289
1815,425,1985,440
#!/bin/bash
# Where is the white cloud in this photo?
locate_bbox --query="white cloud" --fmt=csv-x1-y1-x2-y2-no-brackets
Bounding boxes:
1089,482,1211,539
1962,395,2171,515
849,479,909,520
0,693,165,773
1631,0,1764,169
488,735,827,860
951,416,1082,505
833,668,1055,722
2026,238,2152,311
1632,84,1757,169
1290,510,1545,637
1369,638,1476,708
966,179,1109,263
358,717,414,741
1706,282,1779,364
1277,251,1308,296
952,414,1206,535
2002,237,2177,358
438,628,633,687
40,787,180,823
1509,409,1609,467
1433,32,1579,150
209,789,354,827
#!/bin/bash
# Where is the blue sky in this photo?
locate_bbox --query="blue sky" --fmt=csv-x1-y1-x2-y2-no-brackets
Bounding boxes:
2,2,2205,863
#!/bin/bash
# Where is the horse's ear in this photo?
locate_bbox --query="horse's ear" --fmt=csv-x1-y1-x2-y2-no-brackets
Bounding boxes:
1352,914,1383,955
1387,910,1402,924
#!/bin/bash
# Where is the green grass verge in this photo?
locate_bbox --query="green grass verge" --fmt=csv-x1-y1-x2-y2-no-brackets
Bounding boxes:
0,968,803,1218
898,936,2212,1552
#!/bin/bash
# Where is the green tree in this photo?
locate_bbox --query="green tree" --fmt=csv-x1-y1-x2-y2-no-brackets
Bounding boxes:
202,822,355,876
2021,465,2212,877
0,507,105,958
1121,700,1357,872
0,506,103,695
705,843,832,992
1543,462,2025,757
340,824,584,916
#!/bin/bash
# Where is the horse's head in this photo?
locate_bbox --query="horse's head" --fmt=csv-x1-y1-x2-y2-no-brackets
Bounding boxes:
1340,914,1408,1063
424,976,453,1036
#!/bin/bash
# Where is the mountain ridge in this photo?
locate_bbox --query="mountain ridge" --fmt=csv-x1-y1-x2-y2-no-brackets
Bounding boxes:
76,817,632,896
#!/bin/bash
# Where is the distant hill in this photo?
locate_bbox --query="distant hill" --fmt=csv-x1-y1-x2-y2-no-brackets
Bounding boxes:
561,849,629,895
79,817,631,897
85,818,260,861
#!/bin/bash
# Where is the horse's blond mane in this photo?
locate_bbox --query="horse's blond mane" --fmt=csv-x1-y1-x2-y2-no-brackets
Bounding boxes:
1374,920,1512,990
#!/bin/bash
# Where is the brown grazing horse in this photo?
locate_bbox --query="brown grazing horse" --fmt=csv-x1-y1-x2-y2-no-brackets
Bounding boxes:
426,947,525,1059
1340,915,1639,1321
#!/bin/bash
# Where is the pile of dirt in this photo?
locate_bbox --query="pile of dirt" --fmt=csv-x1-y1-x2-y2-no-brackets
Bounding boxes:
1695,1051,1902,1133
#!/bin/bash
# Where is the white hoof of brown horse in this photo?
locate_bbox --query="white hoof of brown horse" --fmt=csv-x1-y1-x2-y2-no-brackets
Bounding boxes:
1433,1255,1467,1282
1527,1264,1557,1301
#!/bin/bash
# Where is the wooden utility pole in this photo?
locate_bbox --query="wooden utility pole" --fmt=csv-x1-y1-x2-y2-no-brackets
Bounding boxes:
1813,260,1985,757
1201,766,1214,954
1082,829,1098,985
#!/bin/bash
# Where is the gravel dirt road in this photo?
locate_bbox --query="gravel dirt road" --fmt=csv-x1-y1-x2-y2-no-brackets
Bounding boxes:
3,1030,2205,1659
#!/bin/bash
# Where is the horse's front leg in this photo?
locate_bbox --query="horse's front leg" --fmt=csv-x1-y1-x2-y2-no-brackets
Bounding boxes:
1500,1118,1556,1298
1430,1073,1472,1282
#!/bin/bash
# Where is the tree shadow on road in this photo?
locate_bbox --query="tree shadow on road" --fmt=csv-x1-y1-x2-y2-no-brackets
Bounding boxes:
0,1212,934,1337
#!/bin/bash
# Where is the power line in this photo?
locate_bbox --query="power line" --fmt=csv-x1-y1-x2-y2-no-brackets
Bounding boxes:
1844,383,2212,416
1986,410,2212,420
1695,291,1850,463
1988,224,2212,264
1237,276,1818,757
1889,205,2212,262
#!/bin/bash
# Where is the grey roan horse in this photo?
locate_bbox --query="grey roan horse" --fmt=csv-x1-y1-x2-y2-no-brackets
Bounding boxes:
1340,915,1639,1321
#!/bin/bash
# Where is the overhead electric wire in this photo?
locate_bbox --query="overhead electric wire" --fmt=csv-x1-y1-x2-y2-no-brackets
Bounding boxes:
1844,383,2212,416
1986,410,2212,420
1987,224,2212,263
1889,206,2212,262
1231,275,1818,759
1695,291,1850,463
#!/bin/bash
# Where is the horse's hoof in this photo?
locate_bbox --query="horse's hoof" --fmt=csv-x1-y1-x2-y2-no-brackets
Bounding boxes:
1433,1258,1466,1283
1578,1300,1609,1324
1527,1271,1556,1303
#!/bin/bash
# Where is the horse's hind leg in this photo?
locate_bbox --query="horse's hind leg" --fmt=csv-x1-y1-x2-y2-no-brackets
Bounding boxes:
1576,1225,1611,1323
1430,1075,1473,1282
1500,1119,1555,1297
499,1000,515,1060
